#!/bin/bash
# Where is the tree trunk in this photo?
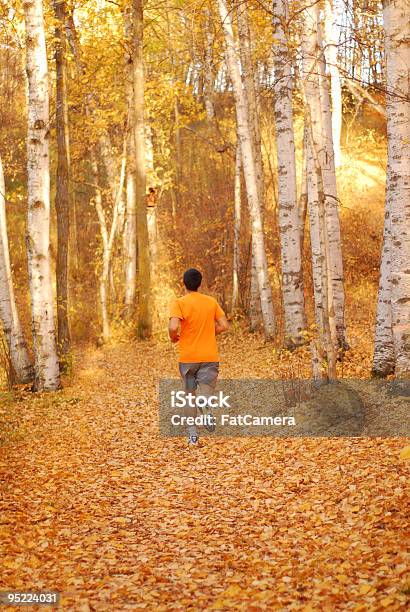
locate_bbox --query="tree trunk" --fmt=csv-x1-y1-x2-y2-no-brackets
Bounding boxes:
92,153,110,342
305,108,337,380
299,124,308,252
249,241,263,331
53,0,71,360
317,19,347,351
236,2,264,329
301,3,337,379
372,180,395,376
0,154,34,383
323,0,342,167
382,0,410,376
218,0,275,340
272,0,306,348
145,128,158,278
203,8,216,121
232,139,241,311
92,143,126,342
132,0,152,339
124,6,137,318
236,1,264,205
23,0,60,391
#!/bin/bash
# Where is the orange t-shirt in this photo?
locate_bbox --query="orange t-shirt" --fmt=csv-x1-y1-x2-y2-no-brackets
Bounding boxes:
169,292,225,362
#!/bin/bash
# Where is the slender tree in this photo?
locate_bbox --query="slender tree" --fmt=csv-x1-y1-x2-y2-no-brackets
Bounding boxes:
317,19,347,351
323,0,342,167
301,2,337,378
249,245,262,331
218,0,275,340
236,2,264,329
272,0,306,348
92,142,126,343
203,8,216,121
299,124,308,251
145,127,158,274
124,5,137,318
374,0,410,376
236,2,264,206
372,178,395,376
232,139,241,311
0,153,34,383
23,0,60,390
53,0,71,359
131,0,152,338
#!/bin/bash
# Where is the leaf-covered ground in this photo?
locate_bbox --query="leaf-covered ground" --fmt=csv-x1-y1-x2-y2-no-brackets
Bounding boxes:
0,333,409,610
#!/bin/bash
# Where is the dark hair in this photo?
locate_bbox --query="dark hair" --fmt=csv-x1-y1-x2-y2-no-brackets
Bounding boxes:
183,268,202,291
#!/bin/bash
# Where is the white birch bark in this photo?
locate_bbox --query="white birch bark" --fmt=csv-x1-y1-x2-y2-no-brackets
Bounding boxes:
299,124,308,252
92,154,109,342
23,0,60,391
373,179,395,376
301,5,326,334
146,205,157,263
232,140,241,311
301,3,337,378
382,0,410,375
0,154,34,383
317,20,347,351
145,129,158,268
92,142,126,342
236,2,264,329
124,6,137,317
100,131,126,242
272,0,306,348
305,110,337,379
249,242,262,331
218,0,275,339
323,0,342,167
236,1,264,205
204,8,216,121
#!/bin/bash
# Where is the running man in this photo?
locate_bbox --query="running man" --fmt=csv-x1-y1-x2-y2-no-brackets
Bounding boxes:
168,268,229,445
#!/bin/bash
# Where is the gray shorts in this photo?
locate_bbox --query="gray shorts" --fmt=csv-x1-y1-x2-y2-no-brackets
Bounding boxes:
179,362,219,392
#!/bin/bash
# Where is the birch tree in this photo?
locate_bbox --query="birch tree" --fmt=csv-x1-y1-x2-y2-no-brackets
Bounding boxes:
236,2,264,205
145,127,158,275
53,0,71,359
323,0,342,167
232,140,241,311
272,0,306,348
372,181,395,376
124,5,137,318
92,141,126,342
317,19,347,351
375,0,410,375
236,2,264,329
299,125,308,251
23,0,60,390
0,154,34,383
203,8,216,121
218,0,275,340
131,0,152,338
301,2,337,378
249,246,263,331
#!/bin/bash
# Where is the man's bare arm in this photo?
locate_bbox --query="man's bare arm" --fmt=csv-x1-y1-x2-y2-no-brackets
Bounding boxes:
168,317,181,343
215,315,229,335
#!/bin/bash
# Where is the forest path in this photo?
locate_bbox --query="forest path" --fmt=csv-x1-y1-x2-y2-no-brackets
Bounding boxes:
0,337,408,610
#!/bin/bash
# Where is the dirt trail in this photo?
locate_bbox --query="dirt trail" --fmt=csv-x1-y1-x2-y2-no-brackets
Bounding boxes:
0,337,408,610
